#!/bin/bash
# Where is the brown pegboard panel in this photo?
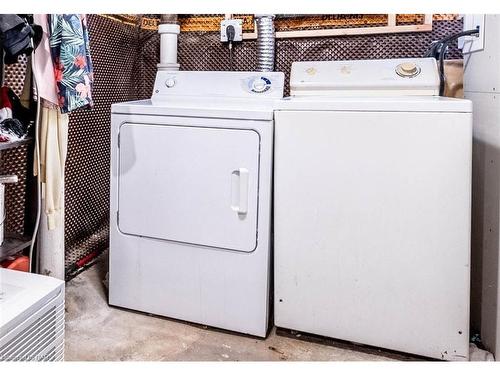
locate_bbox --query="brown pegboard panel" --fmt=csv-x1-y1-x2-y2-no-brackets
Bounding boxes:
3,54,28,97
136,28,159,99
396,14,425,25
433,14,460,21
111,14,460,32
0,145,29,235
137,19,463,98
64,14,139,273
179,14,254,32
274,19,463,95
275,15,390,31
1,53,30,237
100,14,139,27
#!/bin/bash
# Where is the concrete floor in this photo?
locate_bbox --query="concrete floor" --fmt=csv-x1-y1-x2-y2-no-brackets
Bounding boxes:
64,257,412,361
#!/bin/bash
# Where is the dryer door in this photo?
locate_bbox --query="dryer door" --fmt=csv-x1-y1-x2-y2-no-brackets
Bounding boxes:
117,123,260,253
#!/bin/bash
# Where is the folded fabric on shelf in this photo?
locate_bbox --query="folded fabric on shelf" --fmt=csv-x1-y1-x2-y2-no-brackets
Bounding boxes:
0,87,31,142
0,118,28,142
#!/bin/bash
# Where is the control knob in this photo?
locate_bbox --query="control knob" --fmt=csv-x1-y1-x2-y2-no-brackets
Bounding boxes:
252,78,268,93
165,77,176,88
395,62,421,78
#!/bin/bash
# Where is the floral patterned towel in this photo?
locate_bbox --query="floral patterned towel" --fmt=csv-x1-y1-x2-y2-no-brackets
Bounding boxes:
48,14,94,114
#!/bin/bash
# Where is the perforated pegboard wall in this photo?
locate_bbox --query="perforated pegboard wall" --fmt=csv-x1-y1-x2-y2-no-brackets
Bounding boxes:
137,19,463,98
0,53,30,237
64,14,139,273
0,144,29,235
3,54,28,97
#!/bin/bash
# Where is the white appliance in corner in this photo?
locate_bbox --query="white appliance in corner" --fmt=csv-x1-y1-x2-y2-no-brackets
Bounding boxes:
109,71,284,337
274,58,472,360
0,268,65,361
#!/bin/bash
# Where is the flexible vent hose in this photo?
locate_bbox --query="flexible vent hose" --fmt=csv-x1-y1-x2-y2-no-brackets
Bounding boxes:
255,15,275,72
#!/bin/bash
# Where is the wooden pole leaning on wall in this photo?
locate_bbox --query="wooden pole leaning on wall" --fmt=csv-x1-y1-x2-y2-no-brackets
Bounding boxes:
242,14,433,40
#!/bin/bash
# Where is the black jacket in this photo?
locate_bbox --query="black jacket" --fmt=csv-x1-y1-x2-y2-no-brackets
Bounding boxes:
0,14,40,64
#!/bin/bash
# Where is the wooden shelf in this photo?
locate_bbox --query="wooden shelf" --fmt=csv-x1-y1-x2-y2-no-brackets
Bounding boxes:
0,233,31,262
0,137,33,152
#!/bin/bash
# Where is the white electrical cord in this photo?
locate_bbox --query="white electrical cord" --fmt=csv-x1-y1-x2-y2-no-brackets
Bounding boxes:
28,54,42,273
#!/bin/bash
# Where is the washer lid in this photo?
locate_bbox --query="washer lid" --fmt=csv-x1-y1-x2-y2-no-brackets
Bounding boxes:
290,58,440,97
275,96,472,113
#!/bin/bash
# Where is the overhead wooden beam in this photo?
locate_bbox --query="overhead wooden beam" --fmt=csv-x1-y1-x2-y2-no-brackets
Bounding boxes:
243,13,433,40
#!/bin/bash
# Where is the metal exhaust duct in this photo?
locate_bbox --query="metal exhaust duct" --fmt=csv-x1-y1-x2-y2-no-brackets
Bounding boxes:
255,15,276,72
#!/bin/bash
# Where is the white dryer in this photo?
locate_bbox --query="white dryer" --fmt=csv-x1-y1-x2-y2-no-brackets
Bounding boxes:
273,58,472,360
109,71,284,337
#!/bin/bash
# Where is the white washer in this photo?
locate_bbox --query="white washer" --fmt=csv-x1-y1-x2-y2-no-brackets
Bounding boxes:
274,58,472,360
109,71,284,337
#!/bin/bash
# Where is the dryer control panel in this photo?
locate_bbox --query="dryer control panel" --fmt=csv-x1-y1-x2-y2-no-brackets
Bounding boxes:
152,71,285,102
290,58,440,97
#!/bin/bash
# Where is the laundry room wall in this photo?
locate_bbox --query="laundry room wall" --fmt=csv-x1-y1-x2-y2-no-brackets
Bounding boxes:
136,14,463,98
63,15,141,278
0,14,139,280
61,14,465,280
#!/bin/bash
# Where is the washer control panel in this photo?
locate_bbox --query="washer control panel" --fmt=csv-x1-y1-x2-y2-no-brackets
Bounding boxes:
290,58,439,96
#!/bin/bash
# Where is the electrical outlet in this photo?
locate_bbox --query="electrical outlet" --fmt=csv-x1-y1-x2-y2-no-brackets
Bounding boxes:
221,19,243,42
459,14,485,54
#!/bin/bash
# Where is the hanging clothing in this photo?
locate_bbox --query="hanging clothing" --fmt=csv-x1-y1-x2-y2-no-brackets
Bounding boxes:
0,14,41,64
48,14,94,114
34,103,69,230
32,14,59,105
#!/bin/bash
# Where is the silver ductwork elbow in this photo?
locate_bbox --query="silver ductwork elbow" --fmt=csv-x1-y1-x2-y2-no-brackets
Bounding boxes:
255,15,275,72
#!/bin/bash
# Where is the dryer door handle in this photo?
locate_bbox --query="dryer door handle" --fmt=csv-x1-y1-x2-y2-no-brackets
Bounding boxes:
231,168,249,215
238,168,249,214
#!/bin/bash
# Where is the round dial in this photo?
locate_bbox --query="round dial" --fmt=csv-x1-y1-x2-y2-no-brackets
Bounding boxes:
252,78,268,92
165,77,176,88
250,76,271,93
396,62,421,78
